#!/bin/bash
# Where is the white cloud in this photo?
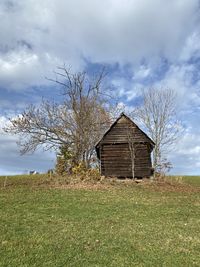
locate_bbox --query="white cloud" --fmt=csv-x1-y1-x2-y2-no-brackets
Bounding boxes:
180,32,200,61
176,134,200,156
132,66,151,81
0,49,62,90
0,0,199,90
169,131,200,175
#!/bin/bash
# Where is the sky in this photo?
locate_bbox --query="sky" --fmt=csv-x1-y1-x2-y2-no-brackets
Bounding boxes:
1,0,200,175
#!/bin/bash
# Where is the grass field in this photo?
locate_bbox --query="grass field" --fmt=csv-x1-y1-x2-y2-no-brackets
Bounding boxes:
0,175,199,266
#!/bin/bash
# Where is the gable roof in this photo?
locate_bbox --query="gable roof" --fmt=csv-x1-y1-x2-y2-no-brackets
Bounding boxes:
95,112,155,149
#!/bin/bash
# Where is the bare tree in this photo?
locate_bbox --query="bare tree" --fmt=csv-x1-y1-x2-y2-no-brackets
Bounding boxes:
133,88,180,173
126,125,136,179
126,124,142,179
5,67,111,169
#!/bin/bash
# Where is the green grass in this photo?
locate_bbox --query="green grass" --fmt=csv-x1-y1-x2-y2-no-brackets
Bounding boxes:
0,175,200,266
181,176,200,187
165,175,200,187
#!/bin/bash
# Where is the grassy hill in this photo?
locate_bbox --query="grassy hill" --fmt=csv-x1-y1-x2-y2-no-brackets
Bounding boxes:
0,175,199,267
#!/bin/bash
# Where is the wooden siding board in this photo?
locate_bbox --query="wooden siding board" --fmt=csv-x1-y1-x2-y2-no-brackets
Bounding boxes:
101,144,152,178
100,118,150,145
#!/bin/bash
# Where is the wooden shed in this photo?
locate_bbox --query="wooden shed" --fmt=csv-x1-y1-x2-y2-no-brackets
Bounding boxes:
95,113,155,178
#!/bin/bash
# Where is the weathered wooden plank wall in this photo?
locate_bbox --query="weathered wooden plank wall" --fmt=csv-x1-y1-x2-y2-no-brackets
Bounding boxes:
101,143,152,177
96,114,154,178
